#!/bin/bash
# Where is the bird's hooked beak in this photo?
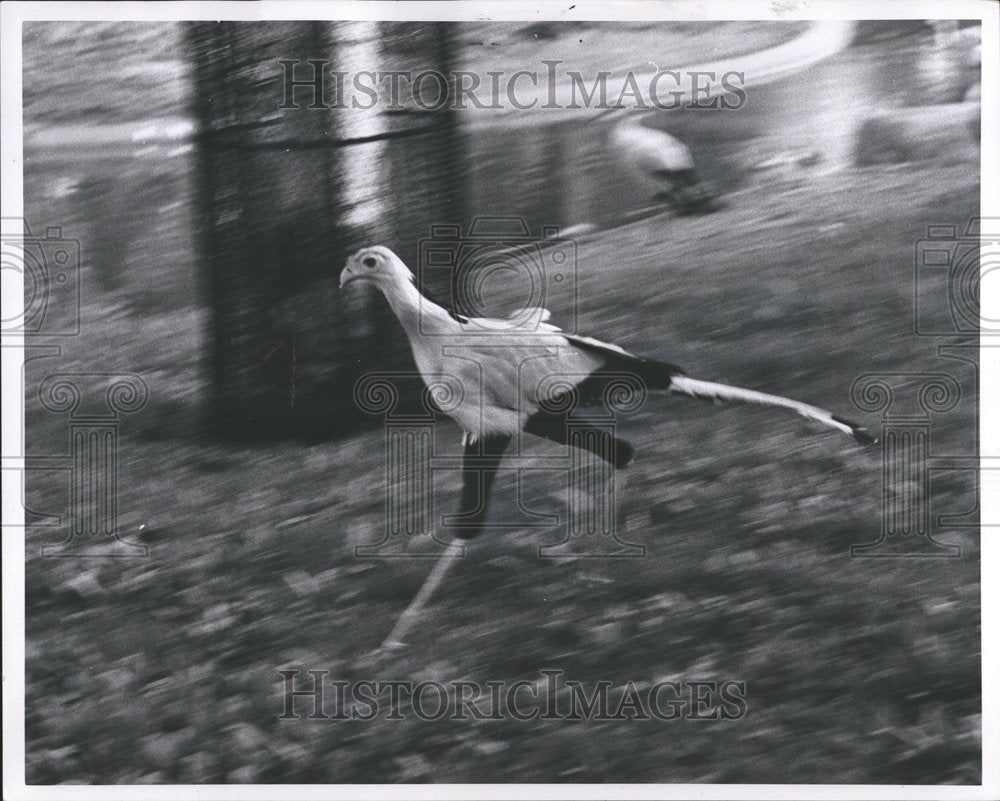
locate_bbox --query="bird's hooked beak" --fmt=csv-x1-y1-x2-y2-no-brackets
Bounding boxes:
339,263,363,289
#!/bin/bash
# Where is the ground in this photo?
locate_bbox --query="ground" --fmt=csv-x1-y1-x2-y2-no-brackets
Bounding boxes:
18,19,980,786
23,157,980,784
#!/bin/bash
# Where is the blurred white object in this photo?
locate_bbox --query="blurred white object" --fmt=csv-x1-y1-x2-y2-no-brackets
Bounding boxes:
610,114,718,213
611,115,694,173
556,222,598,238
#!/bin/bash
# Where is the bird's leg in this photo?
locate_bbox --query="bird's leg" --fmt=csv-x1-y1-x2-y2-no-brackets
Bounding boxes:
524,408,634,469
371,432,509,654
452,432,511,539
376,536,464,652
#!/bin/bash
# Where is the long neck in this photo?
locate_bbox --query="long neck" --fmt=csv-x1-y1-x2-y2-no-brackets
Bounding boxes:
379,275,450,336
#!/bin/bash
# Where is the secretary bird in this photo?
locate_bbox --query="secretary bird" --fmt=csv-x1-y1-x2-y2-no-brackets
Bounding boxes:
341,245,875,650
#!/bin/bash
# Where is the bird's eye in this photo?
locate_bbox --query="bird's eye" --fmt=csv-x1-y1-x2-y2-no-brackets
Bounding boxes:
363,256,377,269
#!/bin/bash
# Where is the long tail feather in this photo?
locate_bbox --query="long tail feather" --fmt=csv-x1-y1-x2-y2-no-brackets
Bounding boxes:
668,376,877,446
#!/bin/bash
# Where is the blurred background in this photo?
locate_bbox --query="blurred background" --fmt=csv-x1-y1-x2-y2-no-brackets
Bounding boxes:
21,19,982,784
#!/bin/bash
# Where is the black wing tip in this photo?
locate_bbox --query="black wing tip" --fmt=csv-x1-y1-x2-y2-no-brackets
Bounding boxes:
852,427,879,447
563,335,687,382
832,415,878,447
614,438,635,469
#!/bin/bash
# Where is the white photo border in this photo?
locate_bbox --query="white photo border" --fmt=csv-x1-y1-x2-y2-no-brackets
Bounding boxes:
2,1,997,799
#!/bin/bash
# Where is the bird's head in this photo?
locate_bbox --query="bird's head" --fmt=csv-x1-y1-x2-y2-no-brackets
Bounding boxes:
340,246,413,290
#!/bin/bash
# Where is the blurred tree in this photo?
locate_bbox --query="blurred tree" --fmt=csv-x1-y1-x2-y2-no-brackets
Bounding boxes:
377,23,465,270
185,22,465,440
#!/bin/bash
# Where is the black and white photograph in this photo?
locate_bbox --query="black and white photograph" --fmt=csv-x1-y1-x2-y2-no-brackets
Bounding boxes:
1,1,997,798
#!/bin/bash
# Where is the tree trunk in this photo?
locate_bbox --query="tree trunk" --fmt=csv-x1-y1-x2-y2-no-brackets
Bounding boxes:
185,22,465,440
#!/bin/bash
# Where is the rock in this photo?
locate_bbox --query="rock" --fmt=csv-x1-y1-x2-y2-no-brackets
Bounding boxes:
394,753,434,781
47,745,78,761
99,666,137,692
141,730,188,769
271,741,311,770
227,765,258,783
227,722,268,755
60,570,104,601
474,740,510,755
194,603,235,636
177,752,216,783
590,620,625,646
282,569,321,597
